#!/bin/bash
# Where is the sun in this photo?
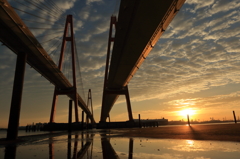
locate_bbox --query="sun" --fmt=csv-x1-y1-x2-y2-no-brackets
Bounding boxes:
179,108,196,117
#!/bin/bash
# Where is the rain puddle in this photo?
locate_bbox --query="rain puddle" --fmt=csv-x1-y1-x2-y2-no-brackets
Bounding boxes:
0,130,239,159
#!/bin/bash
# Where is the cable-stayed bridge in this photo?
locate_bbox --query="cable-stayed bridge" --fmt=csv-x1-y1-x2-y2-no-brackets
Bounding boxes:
101,0,186,122
0,0,95,139
0,0,186,139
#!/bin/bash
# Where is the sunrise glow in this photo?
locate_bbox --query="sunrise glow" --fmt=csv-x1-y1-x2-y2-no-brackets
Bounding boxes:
179,108,196,117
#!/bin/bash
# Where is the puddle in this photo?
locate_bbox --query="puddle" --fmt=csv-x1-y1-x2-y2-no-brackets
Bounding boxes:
0,130,62,139
0,130,239,159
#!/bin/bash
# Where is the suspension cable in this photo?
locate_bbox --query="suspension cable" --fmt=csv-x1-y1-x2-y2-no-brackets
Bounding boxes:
74,37,86,101
14,0,63,21
12,7,63,23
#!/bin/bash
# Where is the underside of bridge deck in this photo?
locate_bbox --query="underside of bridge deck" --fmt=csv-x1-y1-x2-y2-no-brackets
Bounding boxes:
101,0,186,122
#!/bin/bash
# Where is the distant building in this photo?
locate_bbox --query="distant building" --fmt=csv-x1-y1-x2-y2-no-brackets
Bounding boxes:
133,118,168,125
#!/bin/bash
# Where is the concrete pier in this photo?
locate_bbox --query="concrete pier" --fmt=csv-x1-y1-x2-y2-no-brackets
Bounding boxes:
7,52,27,140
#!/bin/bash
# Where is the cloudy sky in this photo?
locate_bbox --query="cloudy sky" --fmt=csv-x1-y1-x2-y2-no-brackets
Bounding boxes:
1,0,240,128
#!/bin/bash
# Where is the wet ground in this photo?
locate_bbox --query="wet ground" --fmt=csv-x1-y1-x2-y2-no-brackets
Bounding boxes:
0,124,240,158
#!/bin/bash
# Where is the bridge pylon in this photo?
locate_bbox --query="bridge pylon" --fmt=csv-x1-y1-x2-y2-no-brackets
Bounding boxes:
86,89,94,125
100,16,133,122
49,15,79,123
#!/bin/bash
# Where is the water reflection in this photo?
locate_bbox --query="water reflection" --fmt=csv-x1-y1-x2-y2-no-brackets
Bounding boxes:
49,132,95,159
49,136,54,159
4,145,17,159
1,130,240,159
101,134,119,159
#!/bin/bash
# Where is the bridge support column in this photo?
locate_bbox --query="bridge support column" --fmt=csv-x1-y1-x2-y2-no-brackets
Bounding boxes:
50,90,58,123
102,86,134,122
101,16,134,122
125,86,133,121
74,93,79,123
7,52,27,140
86,89,94,127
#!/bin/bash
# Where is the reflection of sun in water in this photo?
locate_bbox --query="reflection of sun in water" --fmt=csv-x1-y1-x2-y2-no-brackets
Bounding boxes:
186,140,194,146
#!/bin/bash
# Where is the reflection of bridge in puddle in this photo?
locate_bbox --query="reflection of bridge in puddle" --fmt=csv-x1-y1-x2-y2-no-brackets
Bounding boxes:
3,130,240,159
49,132,133,159
4,131,133,159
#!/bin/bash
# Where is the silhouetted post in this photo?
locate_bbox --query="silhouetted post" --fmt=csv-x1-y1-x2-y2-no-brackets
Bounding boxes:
233,111,237,124
7,52,27,140
25,125,28,132
68,100,73,132
82,111,84,129
138,114,141,128
187,114,190,126
108,115,111,123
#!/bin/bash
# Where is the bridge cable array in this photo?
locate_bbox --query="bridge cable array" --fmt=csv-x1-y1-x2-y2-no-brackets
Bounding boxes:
8,0,86,102
10,0,65,62
74,38,86,102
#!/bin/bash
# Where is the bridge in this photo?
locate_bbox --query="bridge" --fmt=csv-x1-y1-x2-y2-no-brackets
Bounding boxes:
0,0,186,139
0,0,95,139
101,0,186,122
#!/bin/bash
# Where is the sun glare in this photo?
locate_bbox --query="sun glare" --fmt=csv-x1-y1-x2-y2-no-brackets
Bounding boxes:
179,108,196,117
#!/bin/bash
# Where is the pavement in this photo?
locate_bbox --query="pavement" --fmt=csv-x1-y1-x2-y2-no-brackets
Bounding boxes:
113,123,240,142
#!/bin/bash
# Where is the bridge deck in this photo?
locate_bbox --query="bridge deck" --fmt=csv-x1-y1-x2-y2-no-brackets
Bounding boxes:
0,0,95,123
101,0,186,121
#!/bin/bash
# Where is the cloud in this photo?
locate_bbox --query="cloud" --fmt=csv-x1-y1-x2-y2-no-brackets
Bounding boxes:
78,5,91,20
0,65,9,69
165,91,240,111
86,0,103,5
55,0,77,10
186,0,215,11
210,0,240,15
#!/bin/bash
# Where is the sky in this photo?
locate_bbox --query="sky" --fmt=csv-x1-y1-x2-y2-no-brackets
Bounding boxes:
1,0,240,128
